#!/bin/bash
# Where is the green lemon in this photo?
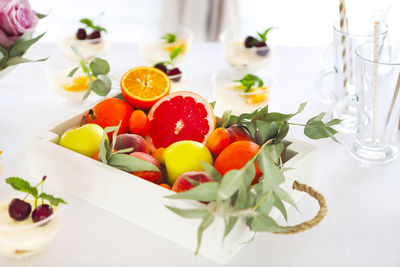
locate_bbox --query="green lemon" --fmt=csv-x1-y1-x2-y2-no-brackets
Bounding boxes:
163,140,213,185
59,124,105,157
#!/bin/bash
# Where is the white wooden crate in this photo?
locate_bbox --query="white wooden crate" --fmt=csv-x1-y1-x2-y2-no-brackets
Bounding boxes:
25,95,318,265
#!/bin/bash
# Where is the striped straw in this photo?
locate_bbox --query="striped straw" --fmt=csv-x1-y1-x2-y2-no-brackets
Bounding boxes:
372,21,380,141
339,0,349,95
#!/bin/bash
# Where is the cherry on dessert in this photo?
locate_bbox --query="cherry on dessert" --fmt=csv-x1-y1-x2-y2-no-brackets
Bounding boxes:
255,41,269,56
8,198,32,221
244,36,257,48
32,204,53,223
88,30,101,40
154,63,167,74
166,68,182,82
76,28,87,40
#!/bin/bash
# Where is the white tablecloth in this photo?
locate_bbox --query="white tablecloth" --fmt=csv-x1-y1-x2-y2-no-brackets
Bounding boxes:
0,43,399,267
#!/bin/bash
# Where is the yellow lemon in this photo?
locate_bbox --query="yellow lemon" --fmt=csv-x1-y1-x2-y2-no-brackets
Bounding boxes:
163,140,213,185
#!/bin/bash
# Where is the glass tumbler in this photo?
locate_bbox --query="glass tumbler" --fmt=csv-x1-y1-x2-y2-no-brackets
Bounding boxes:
348,43,400,164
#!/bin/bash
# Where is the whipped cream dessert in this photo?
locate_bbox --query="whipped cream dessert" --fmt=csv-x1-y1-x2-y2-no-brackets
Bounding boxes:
51,68,92,103
224,41,271,71
215,83,270,115
0,200,60,259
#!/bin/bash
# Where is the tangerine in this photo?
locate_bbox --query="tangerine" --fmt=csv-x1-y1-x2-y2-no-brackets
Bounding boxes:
128,110,150,137
214,140,262,184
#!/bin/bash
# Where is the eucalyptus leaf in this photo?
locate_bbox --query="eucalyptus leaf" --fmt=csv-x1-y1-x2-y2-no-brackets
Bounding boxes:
307,112,326,123
166,182,219,201
114,147,134,154
67,67,79,77
182,176,200,186
326,118,342,127
9,32,45,57
99,125,119,163
82,88,92,101
254,190,274,215
273,186,298,210
304,121,331,139
90,58,110,76
165,206,208,218
209,101,216,109
108,154,159,172
36,12,47,19
273,192,288,221
275,122,289,142
196,212,214,255
256,120,279,142
250,214,298,232
5,56,47,67
218,170,244,200
71,45,84,59
200,162,222,183
90,78,111,96
264,142,284,164
221,110,232,128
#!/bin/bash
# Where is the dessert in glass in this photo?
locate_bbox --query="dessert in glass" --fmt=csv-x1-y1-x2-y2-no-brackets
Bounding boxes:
0,176,66,259
59,17,110,62
212,70,273,115
139,25,193,66
45,51,100,104
220,28,273,72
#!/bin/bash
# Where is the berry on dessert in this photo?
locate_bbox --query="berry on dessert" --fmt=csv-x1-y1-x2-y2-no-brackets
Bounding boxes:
32,204,53,223
8,198,32,221
76,28,87,40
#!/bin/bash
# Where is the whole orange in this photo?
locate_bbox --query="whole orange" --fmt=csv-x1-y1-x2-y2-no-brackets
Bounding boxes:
86,98,134,140
214,140,262,184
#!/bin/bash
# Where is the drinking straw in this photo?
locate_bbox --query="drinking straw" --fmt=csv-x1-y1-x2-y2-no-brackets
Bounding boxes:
372,21,380,141
339,0,349,95
386,73,400,124
343,5,353,82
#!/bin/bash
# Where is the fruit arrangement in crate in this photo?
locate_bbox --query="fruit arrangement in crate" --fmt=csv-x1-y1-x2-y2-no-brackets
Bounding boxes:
26,66,340,263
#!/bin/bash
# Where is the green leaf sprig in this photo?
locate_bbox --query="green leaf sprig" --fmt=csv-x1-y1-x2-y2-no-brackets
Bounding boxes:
234,74,264,93
153,46,184,69
93,122,160,173
5,176,67,208
68,45,112,101
257,27,273,42
80,18,107,33
161,33,176,44
164,102,340,254
0,32,48,72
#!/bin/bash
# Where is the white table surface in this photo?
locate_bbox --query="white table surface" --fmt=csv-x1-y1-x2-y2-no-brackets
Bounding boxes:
0,43,399,267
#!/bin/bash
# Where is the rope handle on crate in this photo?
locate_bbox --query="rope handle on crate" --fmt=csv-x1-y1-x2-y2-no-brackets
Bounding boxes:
273,181,328,234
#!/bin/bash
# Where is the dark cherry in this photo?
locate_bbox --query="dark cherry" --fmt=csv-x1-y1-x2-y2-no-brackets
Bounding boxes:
88,30,101,40
8,198,32,221
166,67,182,82
76,28,87,40
254,41,269,56
154,63,167,74
32,204,53,223
244,36,257,48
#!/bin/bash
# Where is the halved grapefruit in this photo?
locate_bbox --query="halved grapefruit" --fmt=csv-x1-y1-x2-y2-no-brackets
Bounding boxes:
147,91,216,151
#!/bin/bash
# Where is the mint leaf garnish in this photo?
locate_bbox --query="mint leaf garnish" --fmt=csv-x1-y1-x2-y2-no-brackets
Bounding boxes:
80,18,107,33
5,177,38,197
38,193,67,206
170,46,184,61
234,74,264,92
257,27,273,42
161,33,176,43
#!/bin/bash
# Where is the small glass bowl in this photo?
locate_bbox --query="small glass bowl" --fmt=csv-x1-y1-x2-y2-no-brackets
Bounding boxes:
219,30,272,72
212,70,274,115
138,25,193,66
0,182,62,259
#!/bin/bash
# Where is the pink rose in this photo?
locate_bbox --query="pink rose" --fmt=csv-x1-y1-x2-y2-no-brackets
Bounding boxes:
0,0,38,48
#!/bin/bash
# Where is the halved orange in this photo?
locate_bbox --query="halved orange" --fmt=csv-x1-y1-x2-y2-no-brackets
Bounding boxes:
120,67,171,110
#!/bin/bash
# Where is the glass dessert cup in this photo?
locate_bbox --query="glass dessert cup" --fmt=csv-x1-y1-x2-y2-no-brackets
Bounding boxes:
139,25,193,66
0,184,61,259
219,30,272,73
212,70,274,115
57,25,110,62
43,51,103,105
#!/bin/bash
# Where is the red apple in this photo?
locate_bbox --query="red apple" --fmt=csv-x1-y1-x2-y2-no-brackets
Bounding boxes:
129,152,163,184
172,171,213,193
